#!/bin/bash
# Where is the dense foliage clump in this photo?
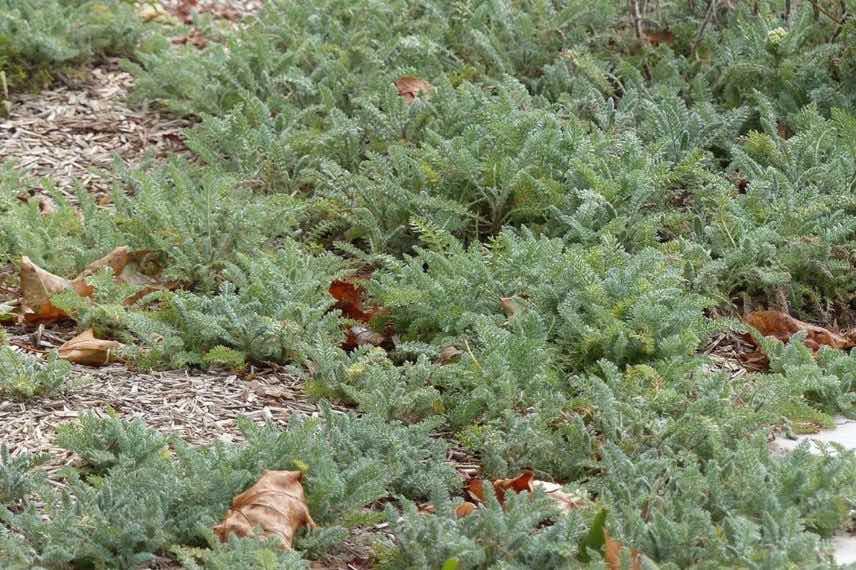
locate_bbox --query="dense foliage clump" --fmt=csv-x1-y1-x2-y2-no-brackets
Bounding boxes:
2,0,856,568
0,0,146,111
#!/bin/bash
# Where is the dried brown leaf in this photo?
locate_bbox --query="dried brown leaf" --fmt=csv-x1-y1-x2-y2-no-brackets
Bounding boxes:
604,529,642,570
394,76,432,103
214,470,316,550
172,29,208,49
71,247,131,297
744,310,853,351
455,502,477,517
34,194,57,215
19,248,169,323
438,345,462,364
329,279,372,322
19,257,72,323
459,471,584,516
500,296,524,319
58,329,122,366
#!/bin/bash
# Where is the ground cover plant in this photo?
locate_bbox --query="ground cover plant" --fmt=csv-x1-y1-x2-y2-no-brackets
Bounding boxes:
2,0,856,568
0,0,148,112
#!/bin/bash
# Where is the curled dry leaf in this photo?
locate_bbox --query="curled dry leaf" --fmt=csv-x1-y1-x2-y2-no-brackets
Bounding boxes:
19,248,168,323
418,501,477,518
71,247,131,297
499,296,525,319
394,76,432,103
532,480,586,514
345,325,386,348
214,470,316,550
438,345,462,365
19,257,74,324
743,310,853,351
58,329,123,366
454,502,477,518
33,194,57,215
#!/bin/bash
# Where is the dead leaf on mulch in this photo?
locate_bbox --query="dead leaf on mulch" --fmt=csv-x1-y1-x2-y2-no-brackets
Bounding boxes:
70,246,133,297
19,257,77,324
19,248,169,323
394,76,432,103
214,470,316,550
58,329,123,366
743,310,854,351
329,276,397,350
458,470,585,516
172,29,208,49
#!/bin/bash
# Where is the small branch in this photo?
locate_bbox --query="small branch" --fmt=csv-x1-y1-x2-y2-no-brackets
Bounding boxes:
630,0,644,39
692,0,717,54
808,0,840,21
831,0,848,41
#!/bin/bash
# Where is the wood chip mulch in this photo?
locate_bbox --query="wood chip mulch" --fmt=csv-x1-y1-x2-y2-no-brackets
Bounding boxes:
0,60,189,195
0,359,324,475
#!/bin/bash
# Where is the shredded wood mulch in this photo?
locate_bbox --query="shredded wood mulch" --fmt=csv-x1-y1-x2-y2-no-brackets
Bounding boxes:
0,0,275,468
0,60,189,195
0,352,322,474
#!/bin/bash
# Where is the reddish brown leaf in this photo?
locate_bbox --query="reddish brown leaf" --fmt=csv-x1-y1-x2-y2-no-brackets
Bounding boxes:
464,478,488,504
331,276,397,351
171,29,208,49
214,470,316,550
329,279,371,322
394,76,432,103
743,310,853,351
459,471,584,516
644,30,673,46
175,0,198,23
494,470,535,496
455,502,477,517
58,329,123,366
604,529,642,570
